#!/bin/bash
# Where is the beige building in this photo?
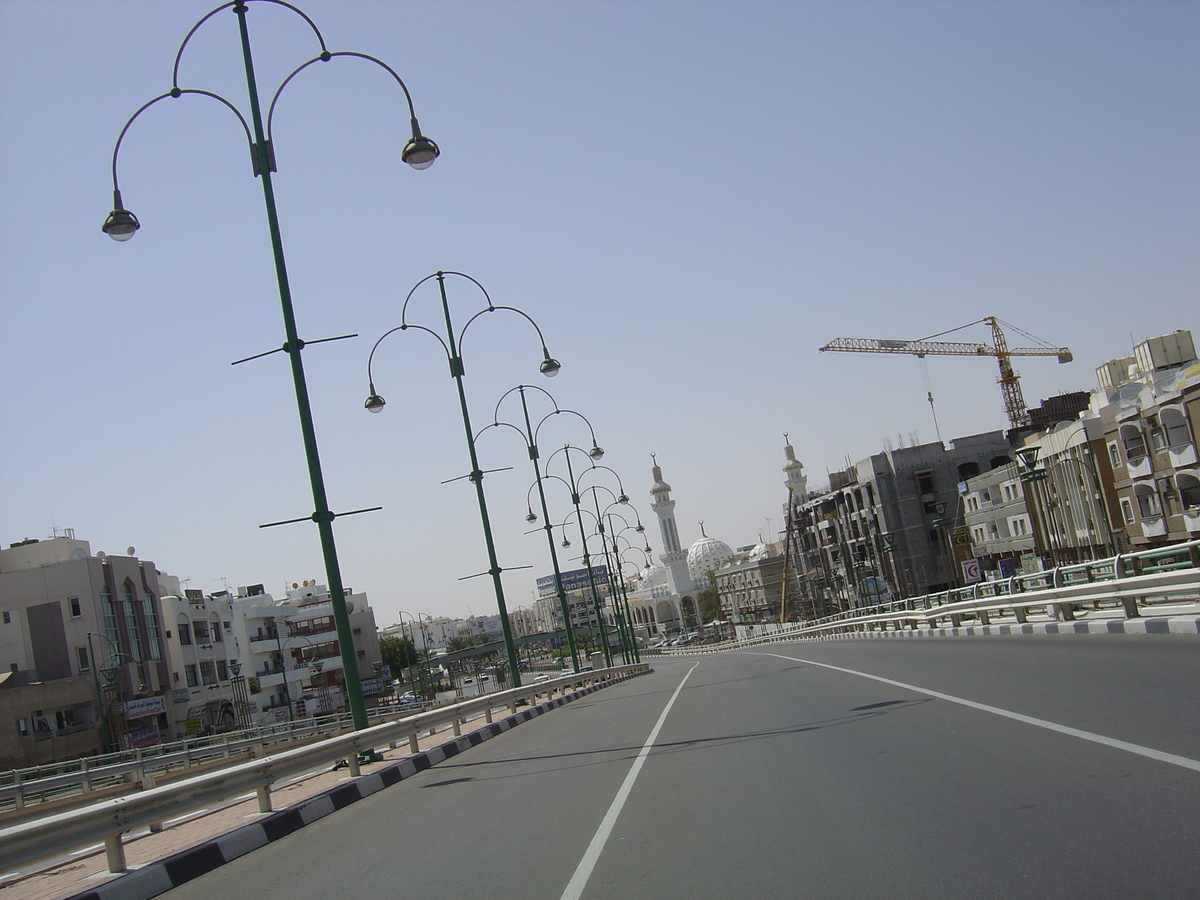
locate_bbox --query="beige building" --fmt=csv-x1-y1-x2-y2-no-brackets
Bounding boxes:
1097,332,1200,548
0,535,169,767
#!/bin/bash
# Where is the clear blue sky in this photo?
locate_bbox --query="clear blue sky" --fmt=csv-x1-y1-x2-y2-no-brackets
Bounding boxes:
2,0,1196,627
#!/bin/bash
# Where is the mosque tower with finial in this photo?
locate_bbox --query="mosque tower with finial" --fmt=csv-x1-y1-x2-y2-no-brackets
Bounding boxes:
649,454,694,595
783,434,808,501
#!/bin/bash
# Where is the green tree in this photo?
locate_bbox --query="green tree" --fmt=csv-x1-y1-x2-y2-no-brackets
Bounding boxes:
697,570,721,623
379,634,417,673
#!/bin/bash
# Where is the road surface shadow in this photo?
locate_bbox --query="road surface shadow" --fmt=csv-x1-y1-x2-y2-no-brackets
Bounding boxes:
427,698,932,782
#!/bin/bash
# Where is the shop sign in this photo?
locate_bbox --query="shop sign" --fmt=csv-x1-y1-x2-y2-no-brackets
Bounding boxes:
124,695,167,719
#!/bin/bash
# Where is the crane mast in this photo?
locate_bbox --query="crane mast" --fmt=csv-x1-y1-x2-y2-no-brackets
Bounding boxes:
819,316,1072,429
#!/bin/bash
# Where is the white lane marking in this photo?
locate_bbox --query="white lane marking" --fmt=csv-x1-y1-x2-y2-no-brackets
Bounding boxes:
756,652,1200,773
559,662,699,900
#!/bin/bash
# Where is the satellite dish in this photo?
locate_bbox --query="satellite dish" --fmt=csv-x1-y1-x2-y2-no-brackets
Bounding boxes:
96,551,107,559
71,548,86,559
345,600,355,615
127,546,136,556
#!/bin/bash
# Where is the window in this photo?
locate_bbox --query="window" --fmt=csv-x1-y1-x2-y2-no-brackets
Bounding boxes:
178,623,192,646
69,597,82,618
122,583,143,664
193,622,210,643
2,611,9,624
77,646,90,673
1121,425,1147,459
185,664,198,687
1136,489,1161,518
1163,410,1192,448
1180,476,1200,509
16,718,30,737
217,660,228,681
199,661,218,686
211,622,223,643
1121,498,1135,524
1150,428,1167,453
142,591,163,661
1109,443,1122,469
917,472,935,495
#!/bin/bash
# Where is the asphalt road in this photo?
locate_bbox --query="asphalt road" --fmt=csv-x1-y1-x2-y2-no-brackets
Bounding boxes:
166,635,1200,899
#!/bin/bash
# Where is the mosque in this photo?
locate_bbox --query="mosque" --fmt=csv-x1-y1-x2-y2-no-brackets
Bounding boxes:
624,456,741,636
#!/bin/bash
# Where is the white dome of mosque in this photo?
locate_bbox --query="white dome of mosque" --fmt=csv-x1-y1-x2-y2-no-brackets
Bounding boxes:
746,542,770,562
637,563,668,591
686,534,735,583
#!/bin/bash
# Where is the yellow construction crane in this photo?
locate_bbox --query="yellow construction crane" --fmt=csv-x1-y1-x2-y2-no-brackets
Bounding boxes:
819,316,1072,429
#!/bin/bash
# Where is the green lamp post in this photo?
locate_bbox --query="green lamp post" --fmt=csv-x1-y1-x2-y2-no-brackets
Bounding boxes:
102,1,438,731
364,271,563,689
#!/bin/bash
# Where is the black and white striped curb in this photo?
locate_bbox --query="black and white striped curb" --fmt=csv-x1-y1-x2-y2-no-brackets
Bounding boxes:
66,670,648,900
830,615,1200,639
657,614,1200,656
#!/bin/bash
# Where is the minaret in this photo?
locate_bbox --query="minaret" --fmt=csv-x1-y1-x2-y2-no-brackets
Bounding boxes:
649,455,693,594
783,435,808,501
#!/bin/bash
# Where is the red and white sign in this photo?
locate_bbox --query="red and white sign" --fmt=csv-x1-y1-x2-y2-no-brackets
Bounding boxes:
961,559,982,584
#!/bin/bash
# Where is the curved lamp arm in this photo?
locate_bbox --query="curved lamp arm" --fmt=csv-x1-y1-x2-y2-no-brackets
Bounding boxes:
492,383,558,426
363,323,452,412
533,408,604,459
400,272,560,377
267,50,438,168
173,1,328,89
576,463,630,504
103,89,256,239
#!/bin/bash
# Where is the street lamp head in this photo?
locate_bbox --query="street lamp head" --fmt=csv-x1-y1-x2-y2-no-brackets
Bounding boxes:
635,523,645,533
102,208,140,241
102,188,140,241
364,393,387,413
561,538,571,549
539,350,561,377
526,509,538,524
589,444,605,460
618,492,630,505
402,134,440,170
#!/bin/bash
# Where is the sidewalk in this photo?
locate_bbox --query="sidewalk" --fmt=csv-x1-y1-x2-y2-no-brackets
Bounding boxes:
1,696,544,900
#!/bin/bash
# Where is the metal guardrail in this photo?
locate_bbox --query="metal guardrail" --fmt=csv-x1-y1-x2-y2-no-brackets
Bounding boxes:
0,709,372,812
0,664,648,876
664,541,1200,651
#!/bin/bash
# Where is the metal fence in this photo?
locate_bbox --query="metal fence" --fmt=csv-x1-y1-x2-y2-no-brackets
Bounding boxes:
0,664,649,876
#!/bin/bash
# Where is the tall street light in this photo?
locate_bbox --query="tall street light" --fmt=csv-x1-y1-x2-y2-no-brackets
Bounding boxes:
586,489,643,664
544,447,629,667
102,1,438,732
477,384,607,674
364,271,562,689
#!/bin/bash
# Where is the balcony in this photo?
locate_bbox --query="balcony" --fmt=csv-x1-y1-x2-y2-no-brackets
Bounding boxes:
1126,454,1153,480
1140,515,1167,537
1168,443,1198,468
1183,509,1200,534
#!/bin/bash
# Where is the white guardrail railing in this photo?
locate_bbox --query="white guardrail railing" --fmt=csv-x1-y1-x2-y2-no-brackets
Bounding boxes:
661,540,1200,652
0,664,649,876
0,708,394,813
